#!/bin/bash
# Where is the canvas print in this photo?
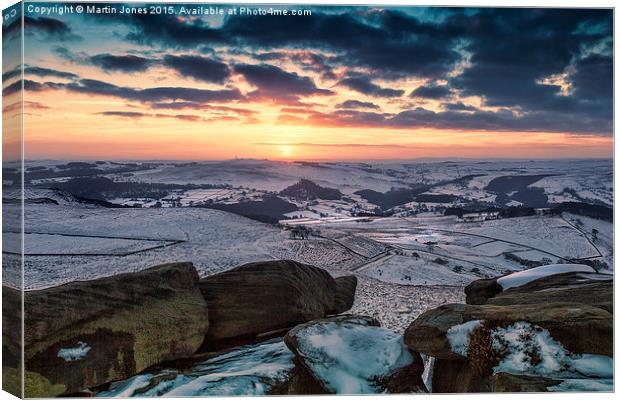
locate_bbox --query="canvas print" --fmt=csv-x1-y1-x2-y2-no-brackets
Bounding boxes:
1,1,614,397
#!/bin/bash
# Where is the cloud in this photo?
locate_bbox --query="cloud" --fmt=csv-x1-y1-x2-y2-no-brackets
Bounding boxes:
163,55,231,83
24,16,81,41
449,8,612,118
336,100,380,110
569,54,612,100
281,106,611,135
3,79,47,96
255,50,336,79
443,102,478,112
3,101,50,114
254,142,411,148
54,47,154,73
150,102,257,118
235,63,333,101
106,9,460,78
3,66,78,81
97,110,242,123
25,7,615,136
49,78,243,104
410,84,452,99
89,54,154,73
97,111,147,119
338,77,404,98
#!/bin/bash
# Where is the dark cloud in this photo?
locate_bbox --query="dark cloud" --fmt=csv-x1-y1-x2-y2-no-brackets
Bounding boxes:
235,64,332,101
3,66,78,81
150,102,257,117
285,106,611,135
336,100,380,110
24,16,81,41
449,9,612,117
3,79,46,96
569,54,612,101
163,55,231,83
97,111,205,122
97,111,147,119
37,7,614,135
255,51,336,79
443,102,478,112
338,77,404,98
106,10,460,78
43,78,243,103
410,84,452,99
89,54,153,73
54,47,153,73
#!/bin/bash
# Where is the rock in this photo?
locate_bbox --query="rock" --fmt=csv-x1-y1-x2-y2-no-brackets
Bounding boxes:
2,285,22,398
404,304,466,359
481,373,562,392
464,302,612,357
23,262,209,397
408,266,613,393
464,266,608,306
270,360,330,395
284,315,426,394
199,260,354,345
406,301,611,359
488,273,612,308
431,358,478,393
330,275,357,314
464,277,503,305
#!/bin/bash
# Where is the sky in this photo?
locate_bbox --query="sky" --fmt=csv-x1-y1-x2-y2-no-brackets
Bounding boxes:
1,2,614,160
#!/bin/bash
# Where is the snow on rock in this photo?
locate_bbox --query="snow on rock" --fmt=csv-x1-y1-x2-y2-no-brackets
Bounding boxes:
96,339,295,397
446,320,483,357
497,264,595,290
288,320,413,394
57,341,91,361
490,322,613,382
548,378,613,392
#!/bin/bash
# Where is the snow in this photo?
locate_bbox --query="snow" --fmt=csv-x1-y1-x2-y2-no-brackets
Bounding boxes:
443,319,614,392
99,375,155,397
497,264,596,289
548,379,613,392
421,355,435,392
489,322,613,390
446,320,483,356
57,341,91,361
96,339,295,397
349,275,465,333
292,321,413,394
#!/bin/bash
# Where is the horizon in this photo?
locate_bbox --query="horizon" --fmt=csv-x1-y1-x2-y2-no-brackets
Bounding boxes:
13,156,615,163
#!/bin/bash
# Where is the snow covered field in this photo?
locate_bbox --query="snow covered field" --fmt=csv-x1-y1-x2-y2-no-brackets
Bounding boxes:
5,158,613,334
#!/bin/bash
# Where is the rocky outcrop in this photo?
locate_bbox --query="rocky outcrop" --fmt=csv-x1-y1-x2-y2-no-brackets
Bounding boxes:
23,262,209,397
464,277,502,305
404,304,466,360
331,275,358,314
199,260,356,345
464,264,608,306
2,285,22,398
481,373,562,392
405,267,613,393
285,315,426,394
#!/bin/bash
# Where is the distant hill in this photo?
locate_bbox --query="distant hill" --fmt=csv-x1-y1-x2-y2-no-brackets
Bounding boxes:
202,195,298,224
279,179,342,201
355,184,430,210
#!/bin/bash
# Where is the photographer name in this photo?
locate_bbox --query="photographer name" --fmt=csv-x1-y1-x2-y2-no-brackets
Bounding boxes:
27,4,311,17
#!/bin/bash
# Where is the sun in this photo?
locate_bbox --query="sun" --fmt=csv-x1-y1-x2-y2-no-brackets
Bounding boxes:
278,145,294,159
